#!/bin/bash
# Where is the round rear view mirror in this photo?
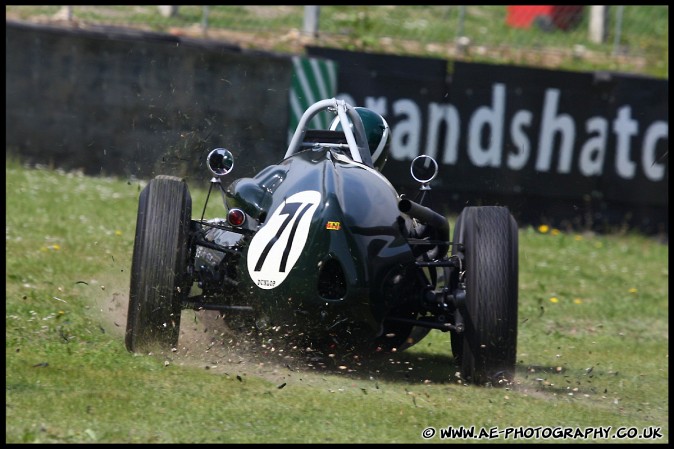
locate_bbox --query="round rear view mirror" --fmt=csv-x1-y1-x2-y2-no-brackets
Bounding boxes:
410,155,438,184
207,148,234,176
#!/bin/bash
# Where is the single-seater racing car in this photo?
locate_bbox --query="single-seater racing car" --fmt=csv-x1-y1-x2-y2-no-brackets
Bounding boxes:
124,98,519,385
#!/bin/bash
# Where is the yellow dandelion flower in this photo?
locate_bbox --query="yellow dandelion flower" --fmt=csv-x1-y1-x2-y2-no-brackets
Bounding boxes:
115,230,123,236
551,229,560,236
549,297,559,303
574,235,583,241
628,288,637,294
51,244,61,251
573,298,583,304
538,225,550,234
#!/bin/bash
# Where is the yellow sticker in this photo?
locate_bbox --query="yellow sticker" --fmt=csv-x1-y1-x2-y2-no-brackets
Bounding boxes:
326,221,341,230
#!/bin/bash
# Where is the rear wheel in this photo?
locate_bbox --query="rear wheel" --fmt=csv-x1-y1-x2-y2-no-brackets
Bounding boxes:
125,175,193,353
451,206,518,385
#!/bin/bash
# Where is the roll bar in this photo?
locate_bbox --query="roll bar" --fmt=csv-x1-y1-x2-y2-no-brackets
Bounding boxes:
284,98,373,167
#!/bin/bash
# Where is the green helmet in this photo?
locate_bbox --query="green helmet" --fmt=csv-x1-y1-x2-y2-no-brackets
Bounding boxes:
329,107,391,171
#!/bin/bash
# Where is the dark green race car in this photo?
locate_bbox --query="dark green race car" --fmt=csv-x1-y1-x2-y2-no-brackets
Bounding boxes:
124,98,519,386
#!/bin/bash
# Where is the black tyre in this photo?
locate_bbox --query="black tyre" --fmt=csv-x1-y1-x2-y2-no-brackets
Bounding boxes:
125,175,193,353
451,206,518,385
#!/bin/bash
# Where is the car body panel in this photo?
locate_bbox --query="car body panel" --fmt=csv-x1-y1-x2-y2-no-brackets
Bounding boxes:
226,146,416,337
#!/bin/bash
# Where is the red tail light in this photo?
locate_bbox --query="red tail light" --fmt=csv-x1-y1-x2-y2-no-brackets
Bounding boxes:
227,208,246,226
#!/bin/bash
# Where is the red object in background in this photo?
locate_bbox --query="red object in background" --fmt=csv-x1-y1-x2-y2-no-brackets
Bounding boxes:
506,5,584,31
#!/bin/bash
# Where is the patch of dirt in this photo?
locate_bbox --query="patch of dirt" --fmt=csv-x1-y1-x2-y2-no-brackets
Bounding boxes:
93,280,280,382
94,277,476,392
167,310,303,387
94,282,401,389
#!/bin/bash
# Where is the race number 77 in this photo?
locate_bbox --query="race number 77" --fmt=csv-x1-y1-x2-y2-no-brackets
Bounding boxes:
254,201,310,272
246,190,321,289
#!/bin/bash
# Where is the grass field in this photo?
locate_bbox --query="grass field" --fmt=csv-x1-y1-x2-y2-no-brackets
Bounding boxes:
5,157,669,443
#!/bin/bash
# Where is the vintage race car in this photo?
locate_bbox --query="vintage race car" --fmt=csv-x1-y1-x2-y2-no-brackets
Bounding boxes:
124,98,519,385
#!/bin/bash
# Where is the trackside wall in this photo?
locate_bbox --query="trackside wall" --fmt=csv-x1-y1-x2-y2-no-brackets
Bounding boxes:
6,21,292,181
6,21,668,234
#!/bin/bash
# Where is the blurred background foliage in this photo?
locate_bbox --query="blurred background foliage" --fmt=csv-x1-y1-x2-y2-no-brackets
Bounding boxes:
5,5,669,79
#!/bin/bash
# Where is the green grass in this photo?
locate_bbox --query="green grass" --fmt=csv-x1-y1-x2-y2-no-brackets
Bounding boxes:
5,5,668,78
5,158,669,443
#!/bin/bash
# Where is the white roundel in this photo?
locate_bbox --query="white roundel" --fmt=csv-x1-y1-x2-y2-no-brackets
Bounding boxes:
247,190,321,289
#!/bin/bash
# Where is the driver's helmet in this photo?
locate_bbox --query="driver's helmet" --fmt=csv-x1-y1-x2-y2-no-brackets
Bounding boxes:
329,107,390,171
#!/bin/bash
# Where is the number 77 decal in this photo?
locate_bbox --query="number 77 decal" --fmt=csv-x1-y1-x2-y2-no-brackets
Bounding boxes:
247,190,321,289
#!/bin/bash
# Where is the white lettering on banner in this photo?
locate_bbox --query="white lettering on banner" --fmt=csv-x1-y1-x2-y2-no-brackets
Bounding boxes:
536,88,575,173
346,85,667,182
508,109,532,170
643,122,668,181
427,102,460,164
579,117,608,176
391,99,422,160
469,83,505,167
613,106,639,179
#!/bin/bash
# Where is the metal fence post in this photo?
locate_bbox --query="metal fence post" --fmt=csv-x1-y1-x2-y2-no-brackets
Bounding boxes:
589,5,609,44
304,5,320,37
158,6,179,18
612,5,625,56
55,5,73,21
202,6,209,36
456,5,465,40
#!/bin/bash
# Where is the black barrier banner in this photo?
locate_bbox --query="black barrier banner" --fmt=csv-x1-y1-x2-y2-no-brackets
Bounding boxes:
447,62,668,207
306,48,668,209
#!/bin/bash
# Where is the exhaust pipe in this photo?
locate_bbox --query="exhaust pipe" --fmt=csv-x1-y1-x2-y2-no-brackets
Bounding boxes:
398,198,449,256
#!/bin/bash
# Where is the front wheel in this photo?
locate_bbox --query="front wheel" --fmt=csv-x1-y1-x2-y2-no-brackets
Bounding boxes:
451,206,518,385
125,175,193,353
